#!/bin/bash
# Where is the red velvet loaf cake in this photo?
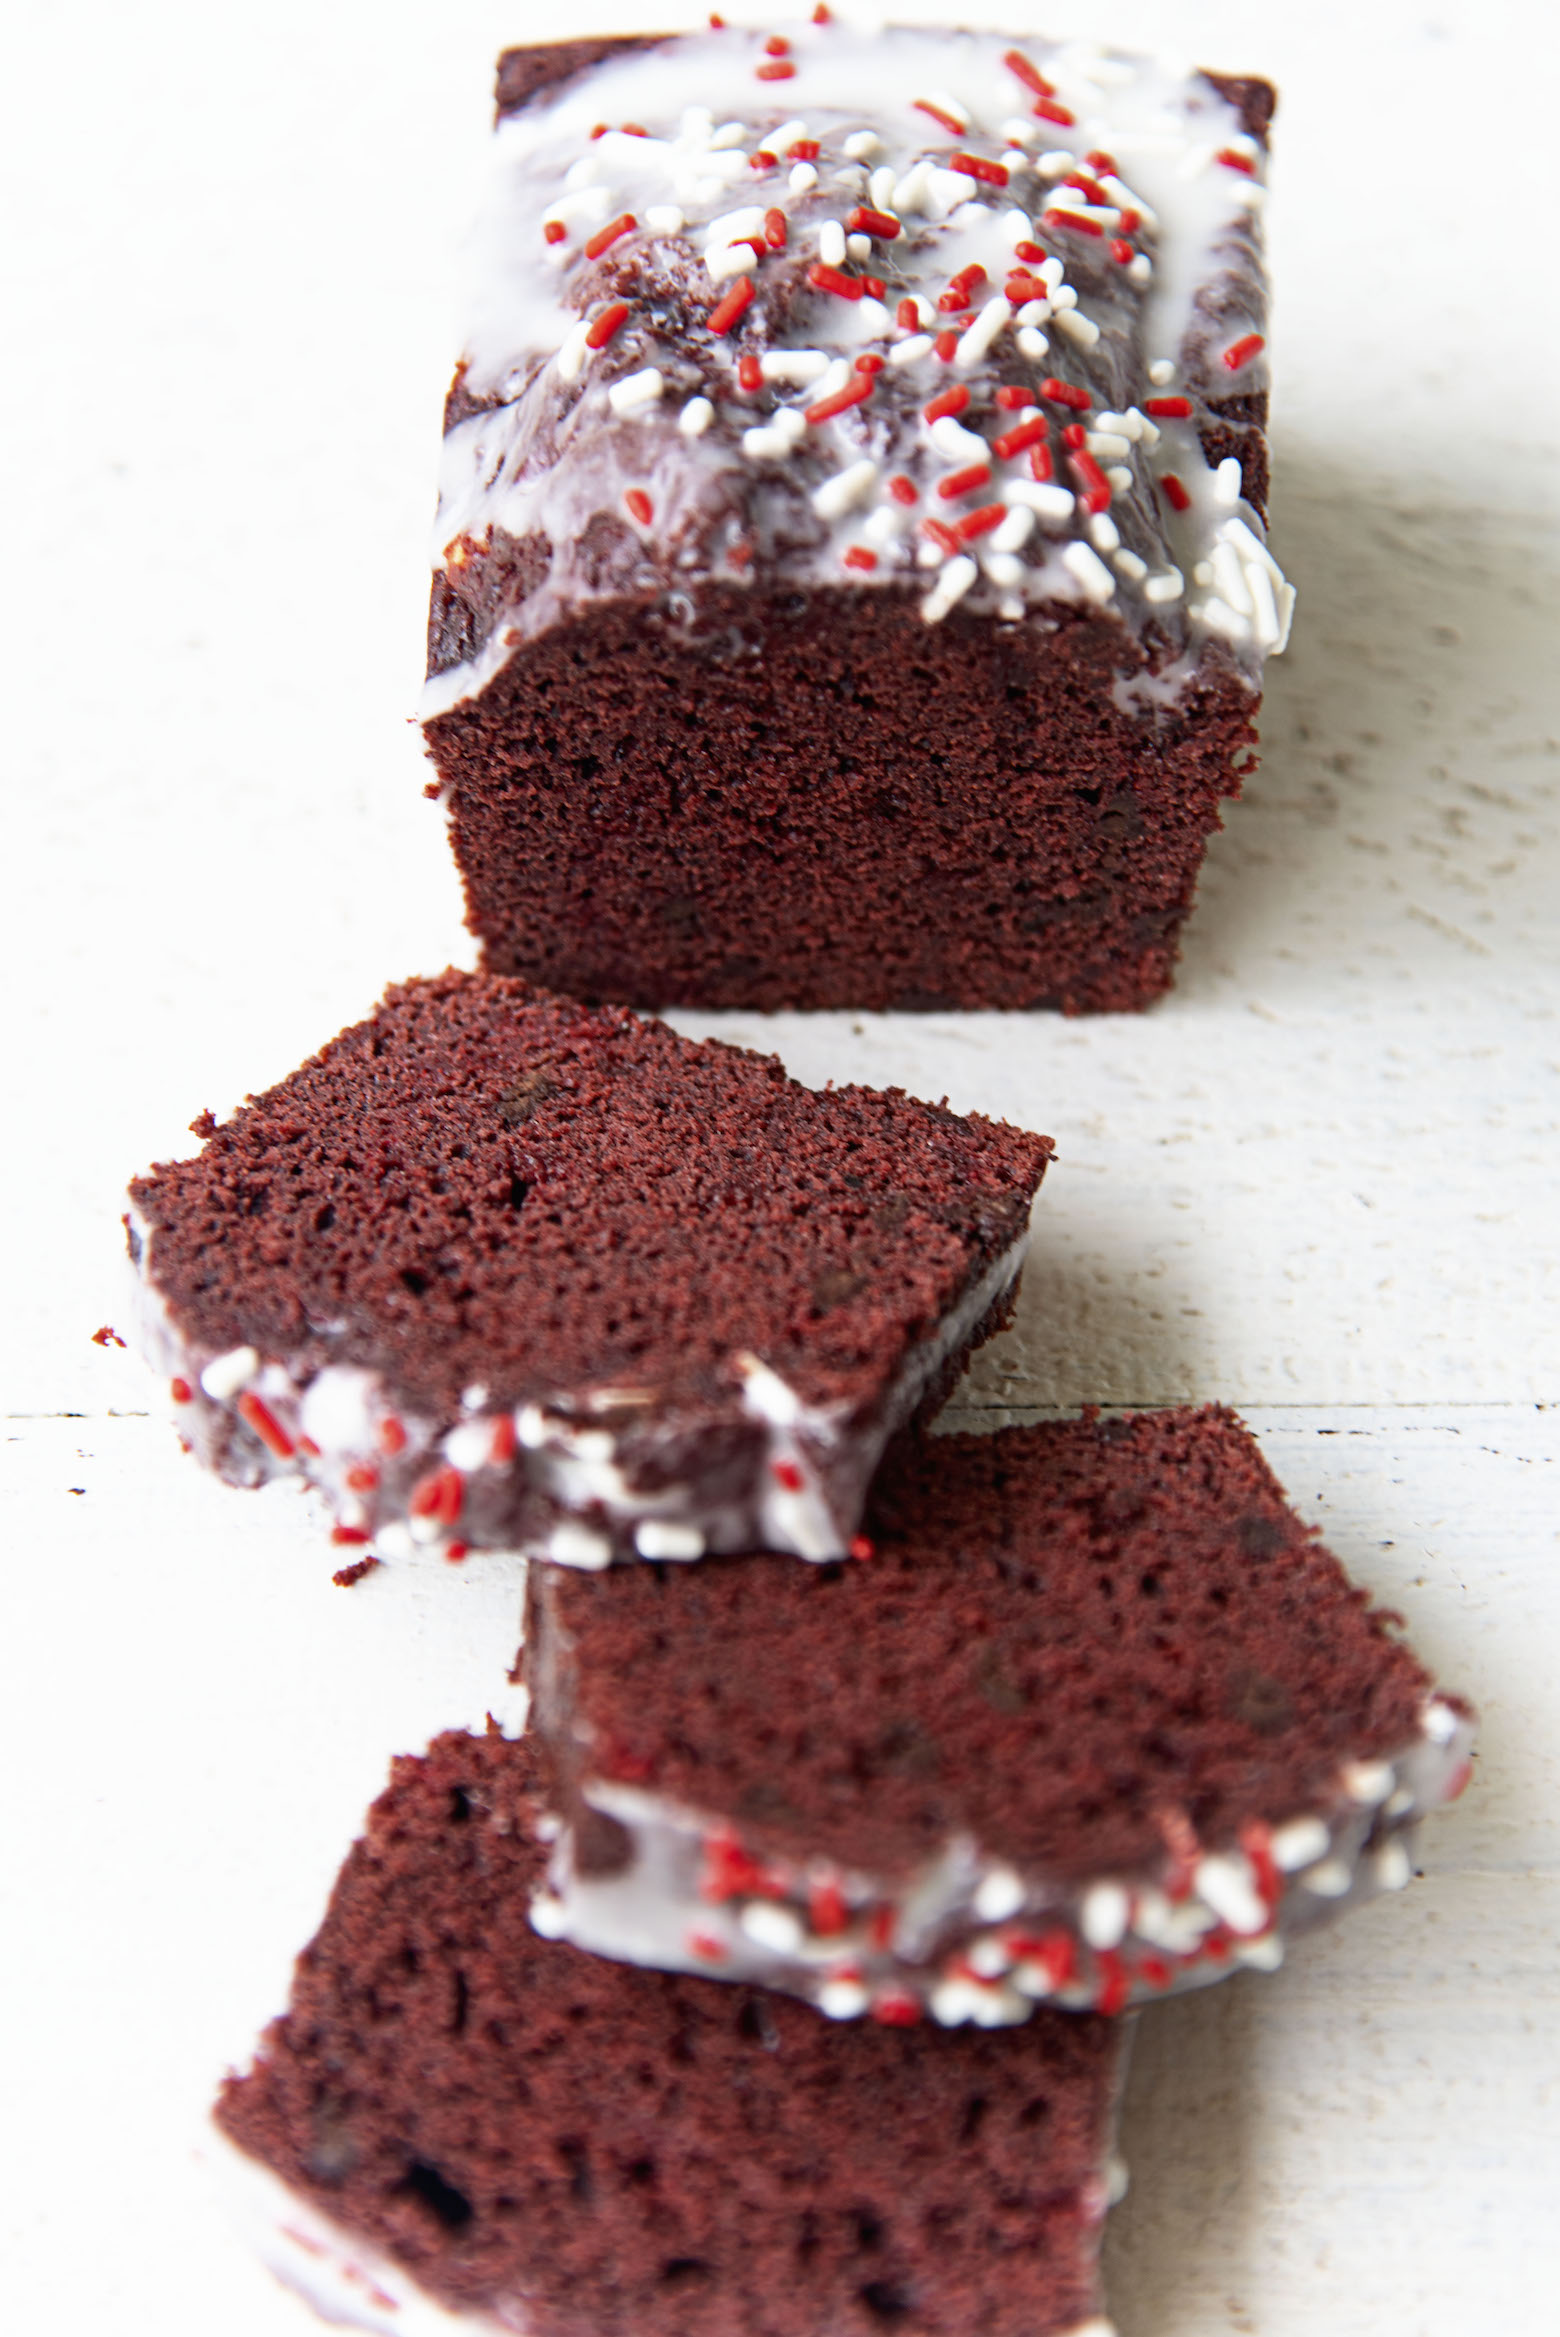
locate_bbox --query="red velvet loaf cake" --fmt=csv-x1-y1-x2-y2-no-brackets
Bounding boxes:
525,1408,1475,2022
214,1730,1127,2337
125,971,1050,1565
423,24,1292,1012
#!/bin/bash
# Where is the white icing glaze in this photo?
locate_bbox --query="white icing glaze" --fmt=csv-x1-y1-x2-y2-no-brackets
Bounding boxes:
533,1700,1476,2024
423,22,1290,718
125,1201,1029,1568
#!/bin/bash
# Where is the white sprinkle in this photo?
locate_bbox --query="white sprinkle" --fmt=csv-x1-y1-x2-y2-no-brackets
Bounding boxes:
925,167,972,218
1193,561,1215,585
812,458,879,520
1049,281,1078,311
766,120,807,154
817,1975,869,2020
1245,561,1282,650
1194,1853,1267,1937
1423,1700,1460,1746
1055,307,1101,352
555,319,592,383
742,417,805,462
885,334,930,370
1086,431,1132,460
998,205,1033,248
789,162,818,194
843,129,883,160
374,1520,414,1560
930,1977,985,2028
444,1416,497,1472
1271,1815,1330,1872
986,554,1025,590
1220,512,1287,585
1213,456,1244,508
818,218,847,267
869,165,897,210
644,203,684,234
1148,358,1177,385
200,1345,260,1402
999,117,1037,148
955,295,1013,370
891,160,933,215
915,540,943,570
929,413,988,464
1300,1856,1354,1899
1000,149,1029,177
921,555,978,624
1062,2322,1118,2337
966,1934,1012,1979
544,187,610,228
1375,1837,1413,1892
706,204,767,248
992,504,1035,554
759,348,831,384
706,240,756,284
1016,325,1050,362
810,357,854,405
1061,541,1117,604
1342,1758,1396,1807
677,393,715,439
857,296,893,337
1036,149,1075,179
1102,176,1156,230
1235,1931,1285,1972
1105,466,1133,492
847,232,871,262
529,1893,568,1940
634,1519,706,1560
863,504,905,549
1088,512,1120,554
1385,1785,1416,1819
973,1865,1025,1924
1080,1880,1129,1950
607,366,664,417
1195,596,1251,642
1128,254,1153,285
1015,301,1050,330
548,1519,614,1571
1112,548,1147,582
1211,539,1253,616
710,121,748,150
460,1382,489,1411
1106,2156,1131,2207
740,1901,804,1954
1003,479,1075,524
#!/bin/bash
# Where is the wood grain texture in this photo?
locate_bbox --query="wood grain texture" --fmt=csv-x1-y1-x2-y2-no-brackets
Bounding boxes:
2,2,1557,2334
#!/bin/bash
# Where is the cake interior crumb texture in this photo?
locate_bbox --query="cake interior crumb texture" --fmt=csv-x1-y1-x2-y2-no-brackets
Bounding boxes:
216,1731,1125,2337
129,970,1050,1423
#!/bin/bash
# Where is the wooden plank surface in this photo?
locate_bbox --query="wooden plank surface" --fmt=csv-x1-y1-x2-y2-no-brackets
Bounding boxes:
2,2,1556,2333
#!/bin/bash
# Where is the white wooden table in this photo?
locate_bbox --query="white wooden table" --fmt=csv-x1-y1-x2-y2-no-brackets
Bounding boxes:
3,4,1555,2332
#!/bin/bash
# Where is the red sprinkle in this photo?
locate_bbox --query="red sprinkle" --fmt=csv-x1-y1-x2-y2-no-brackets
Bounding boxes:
1095,1949,1130,2017
755,58,796,81
806,260,862,301
848,1534,875,1559
1160,472,1191,512
738,353,762,391
489,1415,517,1465
409,1464,464,1528
1086,149,1118,172
806,373,875,423
771,1457,805,1492
1117,206,1141,235
236,1390,295,1461
868,1904,897,1951
702,1830,767,1903
749,150,777,173
443,1541,469,1565
708,11,724,24
1242,1820,1281,1910
862,275,885,299
1138,1954,1172,1989
1068,449,1112,513
1108,237,1134,266
583,212,636,260
763,206,788,249
936,288,974,315
543,220,567,245
345,1461,379,1495
848,206,901,240
788,137,820,160
1222,331,1266,371
888,474,918,504
1029,442,1054,481
812,1,831,19
995,383,1034,410
870,1992,922,2027
689,1930,728,1961
170,1376,193,1404
809,1876,848,1935
1145,395,1193,418
854,352,885,374
896,297,920,330
1040,376,1090,411
920,517,961,557
1063,170,1112,204
1014,239,1048,266
1010,1930,1075,1990
584,301,629,349
764,33,789,53
1033,96,1075,126
330,1524,369,1547
1061,421,1087,449
933,329,959,361
841,545,877,572
923,383,970,422
1044,206,1103,237
589,123,607,140
937,462,992,502
1002,48,1055,98
1217,146,1257,174
727,537,754,570
624,487,653,525
1446,1759,1474,1801
951,151,1009,187
298,1434,321,1458
913,98,965,135
707,275,755,335
1004,271,1049,305
621,125,648,138
332,1555,381,1588
91,1323,126,1348
956,502,1006,542
993,415,1048,460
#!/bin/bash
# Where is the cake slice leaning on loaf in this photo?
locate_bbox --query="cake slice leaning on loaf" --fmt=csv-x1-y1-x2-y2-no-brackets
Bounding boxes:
423,22,1293,1013
124,970,1051,1566
213,1729,1129,2337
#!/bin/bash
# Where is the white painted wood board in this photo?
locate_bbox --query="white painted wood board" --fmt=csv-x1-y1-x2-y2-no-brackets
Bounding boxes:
2,4,1556,2334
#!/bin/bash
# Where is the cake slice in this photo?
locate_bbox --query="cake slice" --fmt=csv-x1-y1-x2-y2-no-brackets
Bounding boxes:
214,1729,1127,2337
424,24,1292,1012
525,1408,1475,2020
125,970,1050,1565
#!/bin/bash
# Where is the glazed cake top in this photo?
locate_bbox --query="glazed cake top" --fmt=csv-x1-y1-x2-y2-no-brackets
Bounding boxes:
426,19,1292,717
530,1407,1451,1882
215,1729,1122,2337
127,970,1050,1422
